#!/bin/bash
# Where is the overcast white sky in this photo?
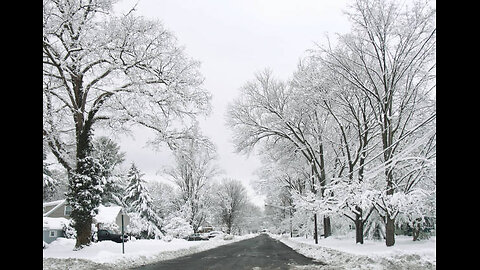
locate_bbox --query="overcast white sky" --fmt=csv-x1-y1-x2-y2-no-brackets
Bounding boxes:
111,0,352,208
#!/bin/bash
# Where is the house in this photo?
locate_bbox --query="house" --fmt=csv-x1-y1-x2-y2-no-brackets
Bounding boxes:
43,217,69,244
94,205,130,233
42,199,130,243
43,199,71,218
43,200,71,244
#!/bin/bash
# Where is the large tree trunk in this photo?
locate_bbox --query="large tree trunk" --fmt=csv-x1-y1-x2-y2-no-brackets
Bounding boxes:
69,120,98,249
313,213,318,244
74,216,93,249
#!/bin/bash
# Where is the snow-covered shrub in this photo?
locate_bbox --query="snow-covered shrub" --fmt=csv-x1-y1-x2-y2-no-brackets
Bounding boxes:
127,212,164,239
164,216,194,239
223,234,234,240
62,219,76,239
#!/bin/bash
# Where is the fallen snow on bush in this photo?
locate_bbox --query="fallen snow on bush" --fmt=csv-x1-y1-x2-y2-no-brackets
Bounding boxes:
43,234,256,270
272,234,436,270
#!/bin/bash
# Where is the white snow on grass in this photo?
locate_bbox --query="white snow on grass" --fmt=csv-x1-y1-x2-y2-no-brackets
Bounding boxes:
272,234,436,270
43,234,257,270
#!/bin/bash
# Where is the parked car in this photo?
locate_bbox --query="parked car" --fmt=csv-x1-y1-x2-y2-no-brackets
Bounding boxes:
208,231,224,239
187,233,209,241
93,229,128,243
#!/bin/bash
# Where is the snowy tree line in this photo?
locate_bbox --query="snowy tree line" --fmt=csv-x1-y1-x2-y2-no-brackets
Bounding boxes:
227,0,435,247
44,135,262,242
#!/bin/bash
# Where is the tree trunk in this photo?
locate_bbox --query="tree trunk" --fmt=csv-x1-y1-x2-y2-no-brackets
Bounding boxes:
323,216,331,238
412,227,420,241
355,219,364,244
355,207,364,244
385,215,395,247
74,216,92,249
70,124,97,249
313,213,318,244
412,220,421,241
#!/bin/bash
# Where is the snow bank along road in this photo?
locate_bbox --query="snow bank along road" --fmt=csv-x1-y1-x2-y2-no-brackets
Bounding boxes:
44,233,435,269
43,234,257,270
133,233,325,270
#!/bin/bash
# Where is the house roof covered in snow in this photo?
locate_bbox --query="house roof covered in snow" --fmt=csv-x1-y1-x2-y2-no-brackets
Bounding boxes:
43,217,69,230
94,205,123,224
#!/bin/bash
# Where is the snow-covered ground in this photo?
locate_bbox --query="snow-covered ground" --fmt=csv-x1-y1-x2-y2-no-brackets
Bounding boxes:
272,233,436,270
43,234,256,270
44,233,436,269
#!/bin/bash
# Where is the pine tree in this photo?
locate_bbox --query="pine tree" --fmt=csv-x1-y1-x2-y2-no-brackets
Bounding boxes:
91,137,126,206
124,163,164,239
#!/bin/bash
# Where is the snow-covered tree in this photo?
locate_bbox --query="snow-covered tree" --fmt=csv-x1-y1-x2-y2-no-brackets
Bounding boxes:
215,178,249,234
147,181,179,219
91,136,126,206
235,202,263,234
227,69,333,240
313,0,436,247
165,124,219,232
124,163,163,239
43,0,211,248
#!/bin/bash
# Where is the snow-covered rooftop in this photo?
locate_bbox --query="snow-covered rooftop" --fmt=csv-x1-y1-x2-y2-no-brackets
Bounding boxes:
43,217,69,230
94,205,123,224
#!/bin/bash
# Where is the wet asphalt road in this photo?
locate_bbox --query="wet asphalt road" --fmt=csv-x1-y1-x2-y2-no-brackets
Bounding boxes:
132,234,325,270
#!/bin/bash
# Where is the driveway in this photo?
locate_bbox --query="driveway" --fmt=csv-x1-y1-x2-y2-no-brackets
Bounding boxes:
132,234,325,270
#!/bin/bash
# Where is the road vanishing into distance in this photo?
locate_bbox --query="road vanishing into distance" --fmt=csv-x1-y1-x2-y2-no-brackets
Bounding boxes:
133,234,326,270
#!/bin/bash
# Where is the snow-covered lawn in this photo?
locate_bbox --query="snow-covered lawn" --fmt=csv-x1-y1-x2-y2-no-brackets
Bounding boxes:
272,234,436,269
43,234,256,270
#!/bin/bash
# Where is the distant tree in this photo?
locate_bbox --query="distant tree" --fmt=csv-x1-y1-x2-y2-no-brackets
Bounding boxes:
91,136,126,206
43,162,57,201
166,125,219,232
147,181,179,219
43,147,57,201
216,178,248,234
124,163,163,239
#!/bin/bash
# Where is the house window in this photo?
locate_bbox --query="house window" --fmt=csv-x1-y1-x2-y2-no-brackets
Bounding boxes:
49,230,57,237
64,205,72,216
